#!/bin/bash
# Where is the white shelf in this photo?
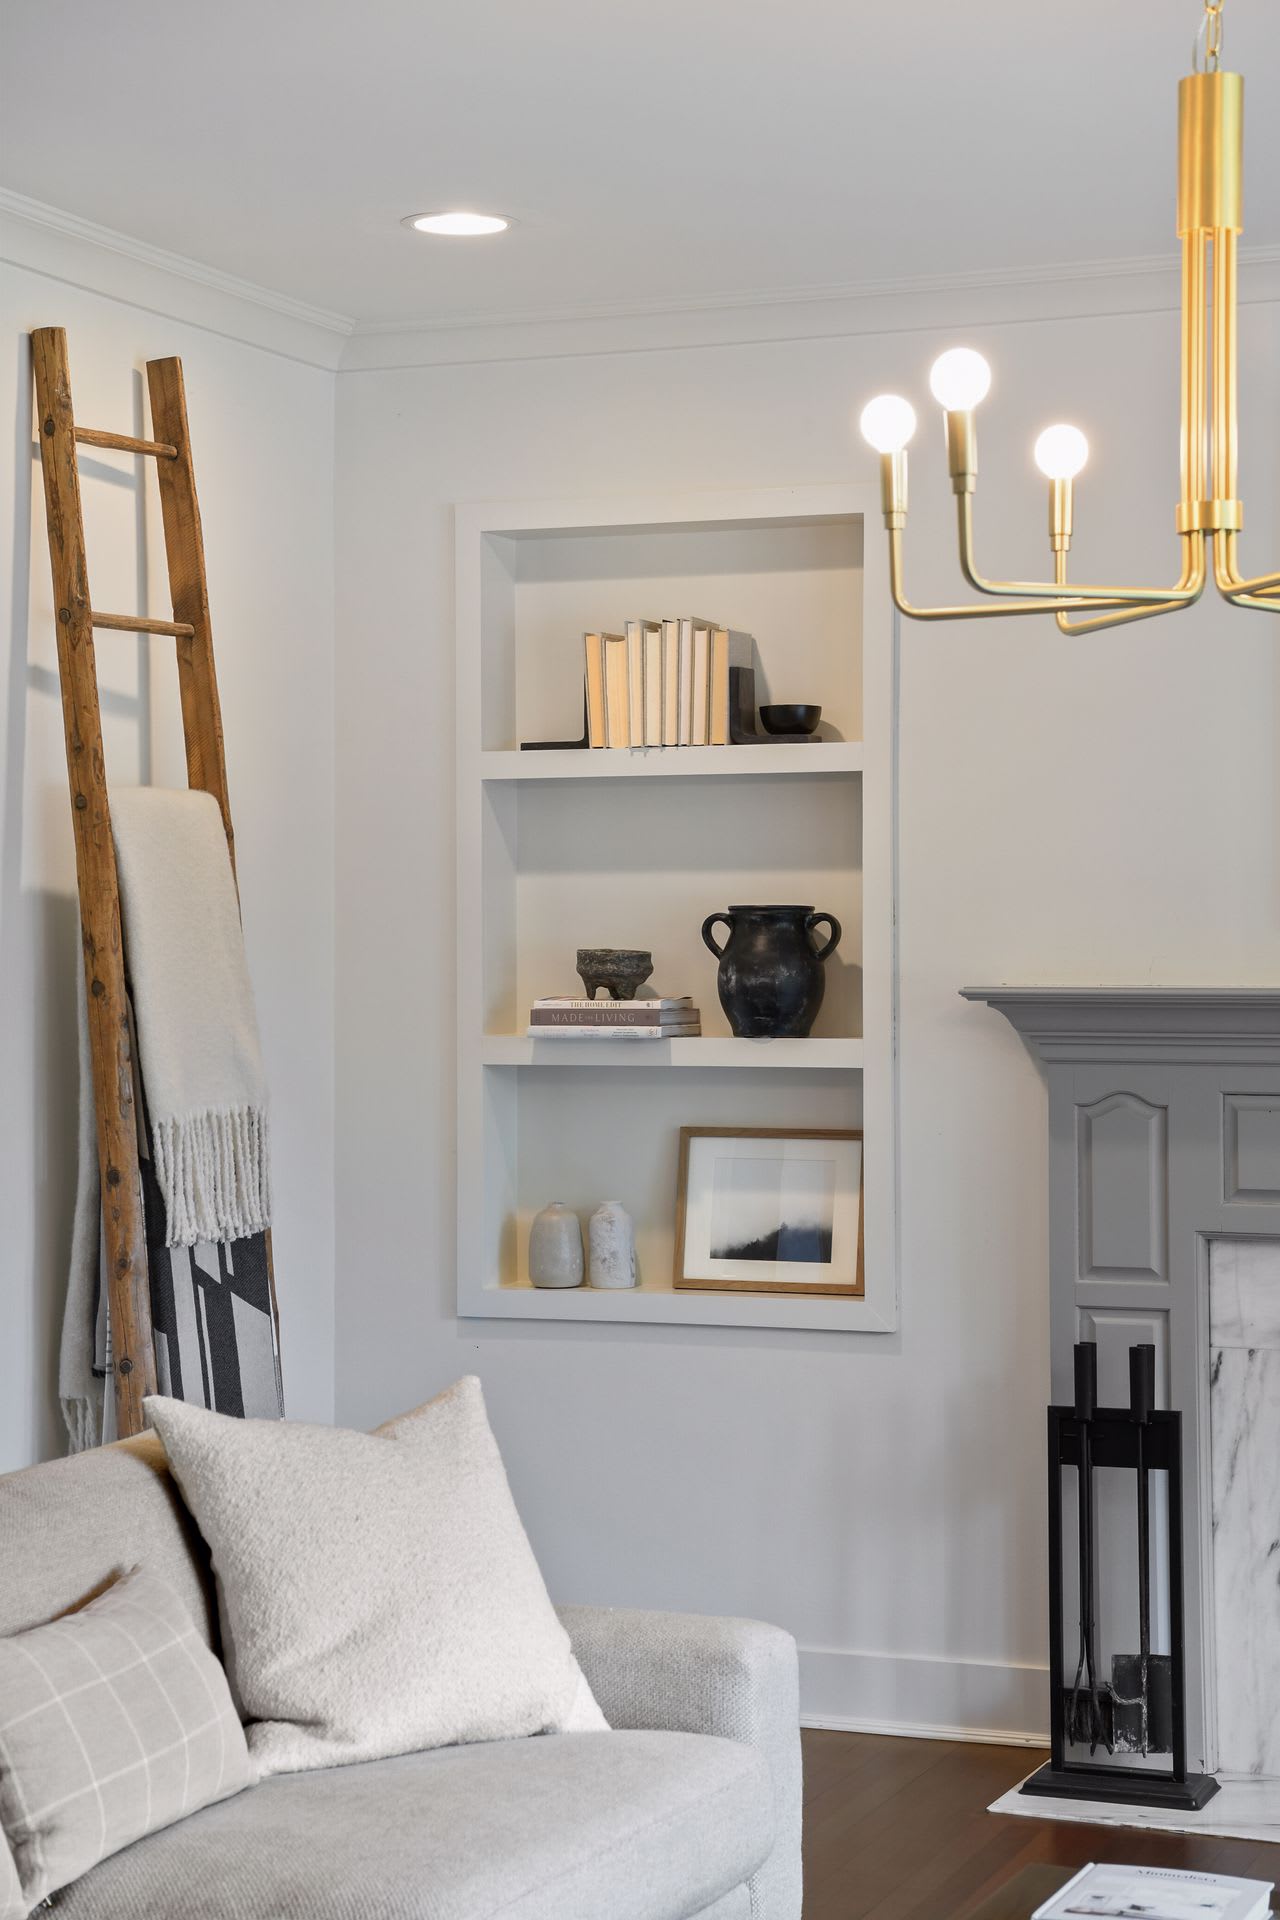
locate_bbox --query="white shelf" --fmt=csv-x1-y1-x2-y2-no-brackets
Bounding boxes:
481,1035,864,1069
460,1280,891,1334
455,484,899,1335
480,742,863,781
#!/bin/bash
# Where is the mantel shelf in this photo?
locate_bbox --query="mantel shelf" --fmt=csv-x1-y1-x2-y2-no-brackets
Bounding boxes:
481,1035,864,1069
962,984,1280,1062
479,741,863,781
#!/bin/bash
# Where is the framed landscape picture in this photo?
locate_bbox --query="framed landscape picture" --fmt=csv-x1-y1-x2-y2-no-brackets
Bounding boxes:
674,1127,864,1296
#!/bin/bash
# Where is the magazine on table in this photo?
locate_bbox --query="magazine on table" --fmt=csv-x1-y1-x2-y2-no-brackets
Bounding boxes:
1033,1862,1272,1920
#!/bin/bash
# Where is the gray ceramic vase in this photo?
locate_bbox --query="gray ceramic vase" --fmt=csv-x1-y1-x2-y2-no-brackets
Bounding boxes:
588,1200,636,1288
528,1202,584,1288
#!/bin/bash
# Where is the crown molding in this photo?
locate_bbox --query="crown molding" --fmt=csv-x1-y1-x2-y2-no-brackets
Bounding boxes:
338,242,1280,373
5,184,1280,377
352,244,1280,338
0,187,354,370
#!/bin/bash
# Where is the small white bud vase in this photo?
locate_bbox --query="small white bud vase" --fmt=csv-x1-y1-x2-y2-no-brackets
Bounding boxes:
589,1201,637,1289
528,1202,584,1288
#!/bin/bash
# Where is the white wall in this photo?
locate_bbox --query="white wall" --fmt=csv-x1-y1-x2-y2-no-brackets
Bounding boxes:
0,252,338,1468
333,284,1280,1738
5,208,1277,1739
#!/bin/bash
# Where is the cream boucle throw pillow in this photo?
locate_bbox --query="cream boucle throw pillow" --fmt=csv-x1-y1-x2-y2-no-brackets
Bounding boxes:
145,1378,607,1776
0,1566,252,1911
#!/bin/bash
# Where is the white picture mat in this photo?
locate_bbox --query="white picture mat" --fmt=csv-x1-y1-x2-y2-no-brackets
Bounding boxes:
682,1133,862,1286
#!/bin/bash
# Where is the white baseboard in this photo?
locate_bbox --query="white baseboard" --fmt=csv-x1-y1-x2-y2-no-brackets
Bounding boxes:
798,1645,1048,1748
799,1712,1044,1749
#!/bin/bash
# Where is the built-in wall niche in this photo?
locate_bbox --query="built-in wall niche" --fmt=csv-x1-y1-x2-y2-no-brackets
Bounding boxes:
479,770,862,1041
476,1063,864,1330
478,516,863,754
457,486,898,1333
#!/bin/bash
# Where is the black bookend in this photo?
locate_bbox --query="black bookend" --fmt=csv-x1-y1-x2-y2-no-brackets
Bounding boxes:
520,691,591,750
729,664,763,742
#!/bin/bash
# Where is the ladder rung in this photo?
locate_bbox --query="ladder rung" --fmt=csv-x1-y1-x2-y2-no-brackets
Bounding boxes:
92,612,195,637
75,427,178,460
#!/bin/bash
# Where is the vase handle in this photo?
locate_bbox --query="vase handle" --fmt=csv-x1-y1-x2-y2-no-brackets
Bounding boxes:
805,911,842,961
702,912,733,958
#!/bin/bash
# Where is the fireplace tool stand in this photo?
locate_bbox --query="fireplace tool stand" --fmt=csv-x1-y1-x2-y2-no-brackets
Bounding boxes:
1020,1341,1219,1811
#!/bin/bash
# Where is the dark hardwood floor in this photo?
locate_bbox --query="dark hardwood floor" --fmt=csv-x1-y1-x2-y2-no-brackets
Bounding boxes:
801,1729,1280,1920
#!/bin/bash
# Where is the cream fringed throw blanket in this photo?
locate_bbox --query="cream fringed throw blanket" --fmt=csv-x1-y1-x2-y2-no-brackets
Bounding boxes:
60,787,278,1450
110,788,271,1249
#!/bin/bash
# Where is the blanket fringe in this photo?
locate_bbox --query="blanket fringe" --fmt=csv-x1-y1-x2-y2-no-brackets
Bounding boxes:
61,1393,102,1455
151,1106,272,1250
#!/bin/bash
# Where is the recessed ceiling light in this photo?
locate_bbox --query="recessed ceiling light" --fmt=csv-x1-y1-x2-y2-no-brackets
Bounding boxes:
403,211,510,237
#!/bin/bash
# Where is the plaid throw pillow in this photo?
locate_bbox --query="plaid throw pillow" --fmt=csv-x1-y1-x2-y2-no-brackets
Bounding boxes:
0,1565,253,1909
0,1832,20,1920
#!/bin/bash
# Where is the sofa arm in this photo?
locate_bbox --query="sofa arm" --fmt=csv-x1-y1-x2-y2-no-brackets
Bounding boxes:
558,1607,801,1920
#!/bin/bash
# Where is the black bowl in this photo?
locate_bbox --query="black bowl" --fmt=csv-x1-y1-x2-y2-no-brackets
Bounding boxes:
759,703,821,739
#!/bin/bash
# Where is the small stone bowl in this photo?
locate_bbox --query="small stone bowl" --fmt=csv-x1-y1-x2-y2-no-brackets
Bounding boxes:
576,947,654,1001
760,703,822,738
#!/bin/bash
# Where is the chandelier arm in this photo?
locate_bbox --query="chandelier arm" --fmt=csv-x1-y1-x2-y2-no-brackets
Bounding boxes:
955,497,1196,605
1220,544,1280,610
1225,593,1280,612
1054,539,1208,634
1220,569,1280,595
1055,592,1204,636
887,529,1126,622
1212,531,1280,599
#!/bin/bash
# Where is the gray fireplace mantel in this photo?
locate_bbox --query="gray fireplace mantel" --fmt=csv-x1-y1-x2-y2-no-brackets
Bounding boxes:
963,983,1280,1775
962,986,1280,1062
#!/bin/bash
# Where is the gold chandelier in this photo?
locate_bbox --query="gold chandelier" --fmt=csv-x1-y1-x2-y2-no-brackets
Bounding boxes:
859,0,1276,631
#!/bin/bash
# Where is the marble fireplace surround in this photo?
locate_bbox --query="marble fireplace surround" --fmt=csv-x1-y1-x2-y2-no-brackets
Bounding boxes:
963,987,1280,1780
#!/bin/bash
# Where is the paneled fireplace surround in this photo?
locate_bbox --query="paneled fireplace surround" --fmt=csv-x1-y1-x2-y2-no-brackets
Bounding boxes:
966,988,1280,1789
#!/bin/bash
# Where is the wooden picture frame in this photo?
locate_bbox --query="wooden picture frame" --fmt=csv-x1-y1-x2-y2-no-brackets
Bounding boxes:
673,1127,865,1297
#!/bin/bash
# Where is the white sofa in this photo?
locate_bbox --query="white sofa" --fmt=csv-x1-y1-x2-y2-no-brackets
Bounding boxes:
0,1434,802,1919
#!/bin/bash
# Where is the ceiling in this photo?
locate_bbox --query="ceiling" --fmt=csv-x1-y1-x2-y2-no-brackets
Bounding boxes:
4,0,1280,331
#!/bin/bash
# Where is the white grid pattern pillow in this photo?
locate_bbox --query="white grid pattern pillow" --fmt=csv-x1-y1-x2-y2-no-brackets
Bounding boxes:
0,1565,253,1910
0,1832,20,1920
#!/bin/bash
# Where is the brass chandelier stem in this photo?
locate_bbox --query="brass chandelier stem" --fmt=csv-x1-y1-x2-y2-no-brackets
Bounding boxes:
862,0,1280,627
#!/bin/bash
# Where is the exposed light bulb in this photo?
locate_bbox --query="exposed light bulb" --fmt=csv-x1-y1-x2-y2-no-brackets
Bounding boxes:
929,348,992,412
405,211,510,236
1033,424,1089,480
859,394,917,455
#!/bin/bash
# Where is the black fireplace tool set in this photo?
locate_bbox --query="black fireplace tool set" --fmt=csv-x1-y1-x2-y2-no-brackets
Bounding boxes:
1019,1340,1219,1811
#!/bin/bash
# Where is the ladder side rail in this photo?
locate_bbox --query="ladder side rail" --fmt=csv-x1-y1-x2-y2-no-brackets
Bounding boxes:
31,326,157,1438
145,358,235,865
145,354,283,1369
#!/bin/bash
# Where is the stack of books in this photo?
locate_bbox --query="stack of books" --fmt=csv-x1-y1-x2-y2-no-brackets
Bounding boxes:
527,996,701,1041
1033,1863,1273,1920
584,619,754,749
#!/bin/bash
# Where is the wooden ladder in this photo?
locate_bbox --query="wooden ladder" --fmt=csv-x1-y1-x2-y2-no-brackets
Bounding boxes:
31,325,277,1440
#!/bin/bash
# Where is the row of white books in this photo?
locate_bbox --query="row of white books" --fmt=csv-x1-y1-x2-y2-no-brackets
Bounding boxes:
527,995,701,1040
584,619,753,749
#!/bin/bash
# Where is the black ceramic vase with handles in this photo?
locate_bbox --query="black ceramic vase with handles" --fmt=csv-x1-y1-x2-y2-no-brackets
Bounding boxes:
701,904,842,1039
